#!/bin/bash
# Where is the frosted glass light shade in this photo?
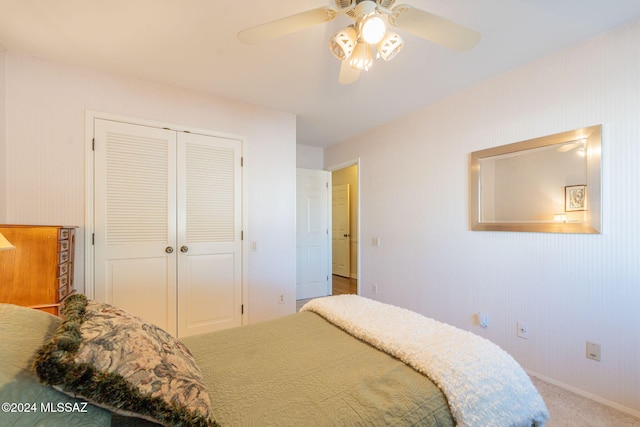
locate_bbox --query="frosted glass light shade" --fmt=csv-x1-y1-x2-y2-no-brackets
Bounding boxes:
378,31,404,61
360,14,386,44
0,231,15,251
329,26,357,60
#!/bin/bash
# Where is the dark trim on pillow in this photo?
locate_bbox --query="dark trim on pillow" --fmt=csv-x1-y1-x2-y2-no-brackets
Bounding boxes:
34,294,215,427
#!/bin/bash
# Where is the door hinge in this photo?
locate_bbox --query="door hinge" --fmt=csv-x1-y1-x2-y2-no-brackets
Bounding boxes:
241,230,244,240
241,157,244,167
92,138,95,151
92,233,95,245
241,304,244,315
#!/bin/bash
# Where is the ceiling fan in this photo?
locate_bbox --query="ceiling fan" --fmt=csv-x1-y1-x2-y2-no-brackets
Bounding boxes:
237,0,481,85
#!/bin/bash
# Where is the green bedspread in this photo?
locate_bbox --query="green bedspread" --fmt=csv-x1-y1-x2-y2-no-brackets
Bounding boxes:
182,311,454,427
0,304,112,426
1,303,453,426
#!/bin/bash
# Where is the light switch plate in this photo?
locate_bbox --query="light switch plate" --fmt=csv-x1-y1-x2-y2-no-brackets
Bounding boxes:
587,341,601,361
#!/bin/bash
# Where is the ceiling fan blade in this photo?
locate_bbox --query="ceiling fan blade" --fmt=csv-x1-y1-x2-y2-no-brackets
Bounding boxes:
238,6,338,44
388,5,480,52
339,60,360,85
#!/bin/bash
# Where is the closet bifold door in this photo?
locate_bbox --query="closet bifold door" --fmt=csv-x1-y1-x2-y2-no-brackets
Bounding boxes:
94,119,243,337
176,132,242,337
94,119,178,335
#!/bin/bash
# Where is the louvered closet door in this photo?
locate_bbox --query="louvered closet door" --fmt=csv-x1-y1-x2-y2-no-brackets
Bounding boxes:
94,119,178,335
177,132,242,337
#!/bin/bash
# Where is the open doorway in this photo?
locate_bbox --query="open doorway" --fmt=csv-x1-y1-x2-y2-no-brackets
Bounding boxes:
331,163,359,295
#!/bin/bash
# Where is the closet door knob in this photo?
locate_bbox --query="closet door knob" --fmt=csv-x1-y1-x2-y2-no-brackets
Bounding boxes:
180,246,189,253
165,246,174,254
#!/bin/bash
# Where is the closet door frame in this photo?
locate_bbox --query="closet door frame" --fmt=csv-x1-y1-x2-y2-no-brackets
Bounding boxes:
84,110,248,325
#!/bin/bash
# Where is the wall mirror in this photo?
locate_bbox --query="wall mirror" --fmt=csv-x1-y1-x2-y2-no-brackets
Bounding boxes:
470,125,602,233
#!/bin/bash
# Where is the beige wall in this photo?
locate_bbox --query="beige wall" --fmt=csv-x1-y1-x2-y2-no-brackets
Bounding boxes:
1,52,297,323
325,19,640,416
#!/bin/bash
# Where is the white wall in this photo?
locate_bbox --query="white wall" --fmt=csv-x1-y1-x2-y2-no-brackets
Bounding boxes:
2,52,297,323
325,20,640,415
296,144,323,169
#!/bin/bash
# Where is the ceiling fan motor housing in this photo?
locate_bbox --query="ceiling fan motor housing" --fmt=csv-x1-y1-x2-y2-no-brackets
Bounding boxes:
336,0,397,20
335,0,355,8
351,0,396,5
376,0,397,8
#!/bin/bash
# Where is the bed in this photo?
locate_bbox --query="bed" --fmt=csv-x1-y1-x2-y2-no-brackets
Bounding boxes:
0,294,549,426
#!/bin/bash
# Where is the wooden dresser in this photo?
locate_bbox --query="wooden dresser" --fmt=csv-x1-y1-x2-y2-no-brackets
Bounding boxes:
0,225,77,316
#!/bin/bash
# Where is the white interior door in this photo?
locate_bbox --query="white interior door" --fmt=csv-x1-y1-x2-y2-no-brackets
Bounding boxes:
296,169,330,300
177,132,243,337
94,119,178,335
332,184,350,278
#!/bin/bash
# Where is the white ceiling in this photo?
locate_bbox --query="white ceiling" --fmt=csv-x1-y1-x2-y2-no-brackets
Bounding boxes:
1,1,640,148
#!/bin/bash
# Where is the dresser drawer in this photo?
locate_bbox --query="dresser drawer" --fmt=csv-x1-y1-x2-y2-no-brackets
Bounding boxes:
58,284,68,301
58,262,69,277
58,286,69,302
58,228,70,240
58,274,68,289
59,251,69,264
58,239,70,252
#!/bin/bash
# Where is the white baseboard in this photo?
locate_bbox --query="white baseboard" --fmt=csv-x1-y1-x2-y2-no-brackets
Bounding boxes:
526,369,640,420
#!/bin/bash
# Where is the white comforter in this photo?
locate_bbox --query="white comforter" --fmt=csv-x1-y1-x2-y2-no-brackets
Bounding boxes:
301,295,549,427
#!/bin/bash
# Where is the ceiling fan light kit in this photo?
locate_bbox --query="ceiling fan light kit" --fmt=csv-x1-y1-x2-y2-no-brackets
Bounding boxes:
237,0,480,84
329,26,358,60
378,31,403,61
356,1,387,44
349,41,374,71
361,14,387,44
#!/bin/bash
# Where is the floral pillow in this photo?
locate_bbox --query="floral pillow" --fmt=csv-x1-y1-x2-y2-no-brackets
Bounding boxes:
33,294,215,427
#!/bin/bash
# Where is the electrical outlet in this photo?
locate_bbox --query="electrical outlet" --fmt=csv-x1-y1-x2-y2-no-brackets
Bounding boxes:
372,284,379,294
517,322,529,339
278,294,285,304
586,341,601,361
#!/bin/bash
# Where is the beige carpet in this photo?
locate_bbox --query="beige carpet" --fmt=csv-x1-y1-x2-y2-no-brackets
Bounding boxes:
531,376,640,426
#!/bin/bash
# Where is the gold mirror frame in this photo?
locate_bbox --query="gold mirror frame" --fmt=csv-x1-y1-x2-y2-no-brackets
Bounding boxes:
470,125,602,234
